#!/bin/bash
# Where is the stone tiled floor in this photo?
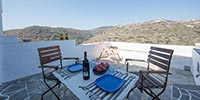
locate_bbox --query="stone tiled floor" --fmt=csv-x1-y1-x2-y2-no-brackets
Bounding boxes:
0,62,196,100
172,84,200,100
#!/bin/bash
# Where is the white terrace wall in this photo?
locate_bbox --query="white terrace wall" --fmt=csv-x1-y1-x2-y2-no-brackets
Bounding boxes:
192,48,200,85
0,44,3,85
1,40,75,83
0,36,19,85
1,40,105,83
1,41,194,84
106,42,193,70
0,36,18,44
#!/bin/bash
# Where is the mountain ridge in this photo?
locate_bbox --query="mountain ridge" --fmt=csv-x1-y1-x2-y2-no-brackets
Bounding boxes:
83,19,200,45
3,25,110,44
3,19,200,45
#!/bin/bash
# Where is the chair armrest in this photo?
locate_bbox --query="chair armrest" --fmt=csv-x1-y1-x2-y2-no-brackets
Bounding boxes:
139,70,172,75
125,58,146,63
125,58,146,72
39,65,59,70
63,57,80,64
63,57,79,60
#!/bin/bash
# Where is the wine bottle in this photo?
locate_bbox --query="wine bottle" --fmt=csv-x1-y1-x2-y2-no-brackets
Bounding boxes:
83,51,90,80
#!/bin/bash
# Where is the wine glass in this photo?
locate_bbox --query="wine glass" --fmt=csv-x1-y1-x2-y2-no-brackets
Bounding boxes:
108,65,116,75
90,60,97,69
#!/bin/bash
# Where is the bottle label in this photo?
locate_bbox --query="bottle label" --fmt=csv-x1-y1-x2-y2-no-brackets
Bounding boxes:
83,72,88,76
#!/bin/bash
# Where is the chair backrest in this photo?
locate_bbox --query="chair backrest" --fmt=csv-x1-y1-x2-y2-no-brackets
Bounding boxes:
147,46,174,86
147,46,173,71
38,45,62,66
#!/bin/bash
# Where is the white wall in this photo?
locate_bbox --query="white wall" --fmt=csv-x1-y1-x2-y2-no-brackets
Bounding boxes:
0,36,18,44
1,40,105,83
0,0,3,85
0,44,3,85
78,43,108,60
1,40,78,82
1,41,194,83
192,48,200,85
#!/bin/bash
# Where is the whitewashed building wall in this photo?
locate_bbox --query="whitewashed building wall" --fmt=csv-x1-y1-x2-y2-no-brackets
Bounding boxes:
0,0,3,85
1,40,105,83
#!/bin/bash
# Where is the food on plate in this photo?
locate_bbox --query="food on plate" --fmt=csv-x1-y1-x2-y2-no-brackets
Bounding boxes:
105,63,109,69
94,62,109,72
95,66,102,72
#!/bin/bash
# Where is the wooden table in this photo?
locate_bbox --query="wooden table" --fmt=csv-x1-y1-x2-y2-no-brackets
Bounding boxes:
53,65,138,100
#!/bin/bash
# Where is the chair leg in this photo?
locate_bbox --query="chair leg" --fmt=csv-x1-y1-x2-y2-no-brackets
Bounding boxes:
42,82,61,100
58,82,61,88
41,88,51,100
143,88,162,100
127,85,137,98
154,87,166,99
153,97,160,100
126,62,129,72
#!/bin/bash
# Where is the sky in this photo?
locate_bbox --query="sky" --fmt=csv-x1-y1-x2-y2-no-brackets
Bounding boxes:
2,0,200,30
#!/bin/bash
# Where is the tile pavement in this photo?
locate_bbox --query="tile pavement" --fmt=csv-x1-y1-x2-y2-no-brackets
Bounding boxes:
0,62,196,100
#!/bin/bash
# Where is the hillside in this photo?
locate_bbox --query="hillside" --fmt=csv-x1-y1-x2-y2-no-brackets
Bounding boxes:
3,26,111,44
84,19,200,45
3,19,200,45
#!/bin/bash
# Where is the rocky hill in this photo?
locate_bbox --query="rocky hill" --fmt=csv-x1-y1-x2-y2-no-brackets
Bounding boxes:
84,19,200,45
3,26,111,44
3,19,200,45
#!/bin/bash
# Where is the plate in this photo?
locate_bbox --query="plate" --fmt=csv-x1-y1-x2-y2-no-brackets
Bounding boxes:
95,74,125,92
67,64,83,72
93,68,107,75
92,66,109,75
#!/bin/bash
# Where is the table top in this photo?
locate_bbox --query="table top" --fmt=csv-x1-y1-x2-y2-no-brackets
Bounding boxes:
53,65,138,100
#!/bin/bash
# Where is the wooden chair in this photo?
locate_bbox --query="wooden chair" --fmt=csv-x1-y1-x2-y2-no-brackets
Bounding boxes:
38,45,79,100
126,46,174,100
